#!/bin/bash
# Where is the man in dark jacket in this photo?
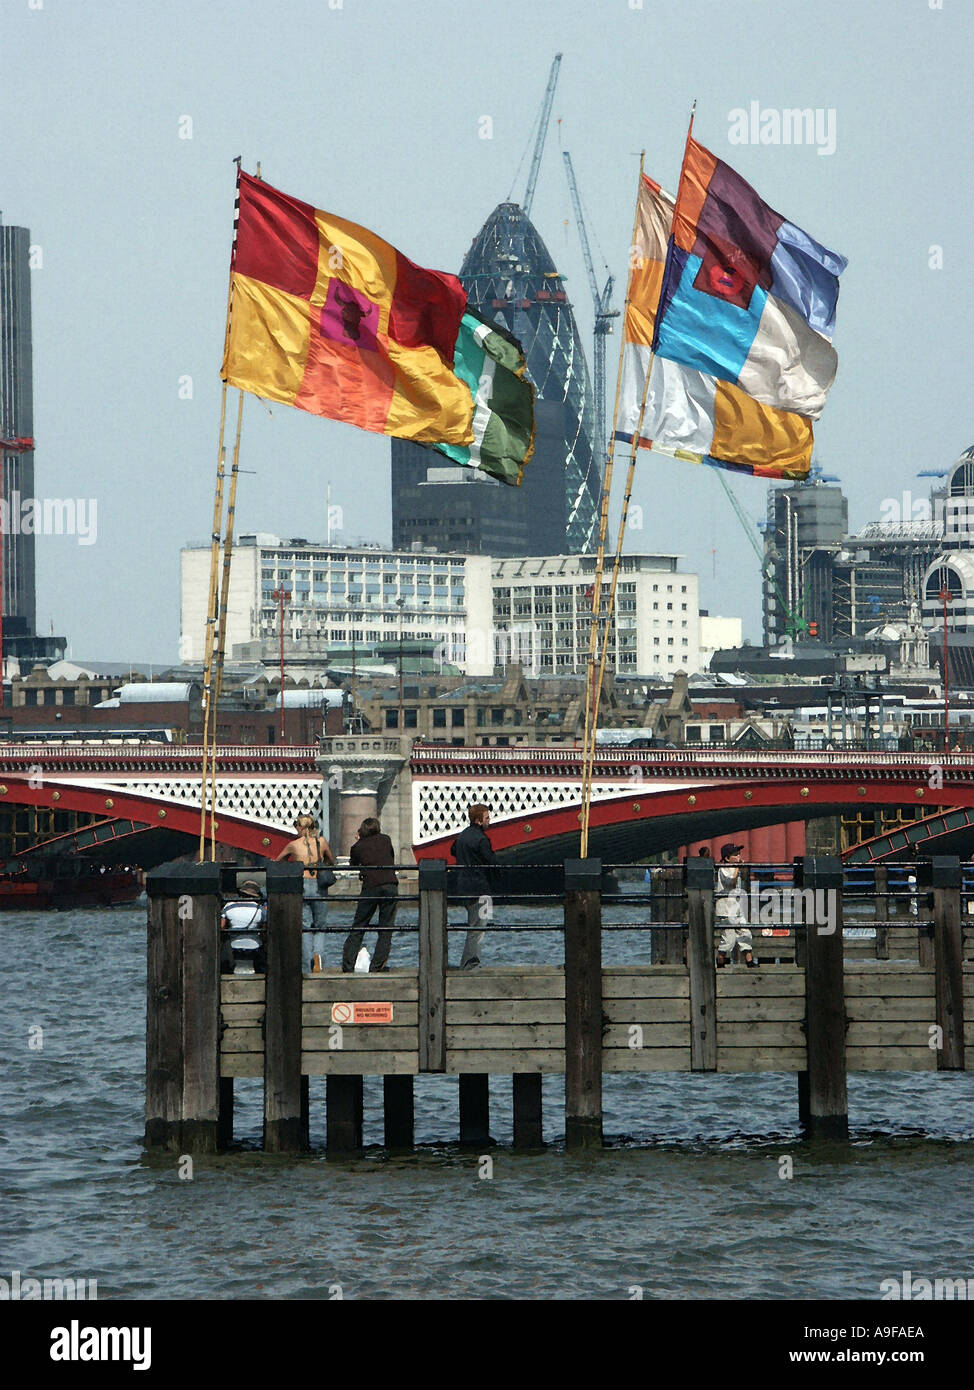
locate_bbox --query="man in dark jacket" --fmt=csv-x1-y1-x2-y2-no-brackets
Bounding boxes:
342,817,398,972
450,803,496,970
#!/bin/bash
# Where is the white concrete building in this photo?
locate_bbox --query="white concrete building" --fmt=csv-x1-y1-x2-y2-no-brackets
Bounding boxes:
699,614,744,670
492,553,700,677
180,536,494,677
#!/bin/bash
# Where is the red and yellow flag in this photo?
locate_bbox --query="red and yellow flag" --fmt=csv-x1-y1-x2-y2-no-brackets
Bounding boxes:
221,172,474,445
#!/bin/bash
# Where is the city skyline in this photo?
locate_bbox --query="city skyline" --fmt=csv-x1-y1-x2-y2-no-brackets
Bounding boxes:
2,0,972,662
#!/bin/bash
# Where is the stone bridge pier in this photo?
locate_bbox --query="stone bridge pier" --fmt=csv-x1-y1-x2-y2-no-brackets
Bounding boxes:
318,736,413,864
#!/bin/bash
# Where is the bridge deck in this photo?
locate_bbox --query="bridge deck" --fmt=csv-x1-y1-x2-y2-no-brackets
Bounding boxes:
219,961,974,1078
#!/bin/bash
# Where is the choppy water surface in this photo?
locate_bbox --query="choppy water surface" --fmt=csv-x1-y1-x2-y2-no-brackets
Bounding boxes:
2,903,972,1299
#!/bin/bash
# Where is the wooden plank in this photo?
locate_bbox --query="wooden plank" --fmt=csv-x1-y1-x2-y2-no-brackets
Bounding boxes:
847,1048,937,1071
446,1024,565,1050
564,865,603,1148
513,1074,543,1149
718,1048,807,1073
603,1048,692,1072
303,1025,418,1051
845,1021,943,1047
221,1002,266,1024
715,970,806,996
602,998,691,1024
263,872,307,1152
304,1051,417,1076
302,973,418,1002
418,862,447,1073
843,998,939,1021
445,1049,564,1074
221,1027,264,1053
717,1022,806,1046
446,999,565,1025
844,973,936,997
715,996,806,1022
221,1053,263,1078
446,973,567,1000
686,868,716,1072
220,977,266,1004
602,1023,692,1049
602,972,689,999
303,1002,419,1026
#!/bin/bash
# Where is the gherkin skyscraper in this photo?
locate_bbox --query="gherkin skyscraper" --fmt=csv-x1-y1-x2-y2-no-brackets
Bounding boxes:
391,202,603,556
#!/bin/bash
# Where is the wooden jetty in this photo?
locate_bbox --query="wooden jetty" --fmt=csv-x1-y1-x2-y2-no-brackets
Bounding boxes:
144,857,973,1155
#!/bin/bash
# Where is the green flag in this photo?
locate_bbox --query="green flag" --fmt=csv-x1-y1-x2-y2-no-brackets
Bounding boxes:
430,309,535,485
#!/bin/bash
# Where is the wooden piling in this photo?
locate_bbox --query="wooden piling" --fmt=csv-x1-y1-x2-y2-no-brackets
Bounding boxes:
383,1075,414,1149
931,857,965,1071
513,1074,543,1149
459,1074,491,1146
145,861,223,1153
873,863,890,960
326,1075,364,1153
652,864,685,965
218,1078,234,1149
564,858,603,1149
418,859,447,1073
685,857,717,1072
797,857,848,1139
263,863,307,1152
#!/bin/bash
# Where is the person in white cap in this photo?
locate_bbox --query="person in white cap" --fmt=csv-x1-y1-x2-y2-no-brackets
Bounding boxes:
715,844,757,968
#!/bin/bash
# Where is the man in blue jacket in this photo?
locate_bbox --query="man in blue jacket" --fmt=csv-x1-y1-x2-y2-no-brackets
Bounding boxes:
450,803,496,970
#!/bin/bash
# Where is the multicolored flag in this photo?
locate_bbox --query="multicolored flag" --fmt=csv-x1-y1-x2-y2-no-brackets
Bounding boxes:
429,308,536,485
222,172,473,446
651,138,846,421
617,174,814,478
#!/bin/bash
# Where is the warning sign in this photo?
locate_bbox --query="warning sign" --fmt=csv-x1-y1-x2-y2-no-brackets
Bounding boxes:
330,1002,394,1024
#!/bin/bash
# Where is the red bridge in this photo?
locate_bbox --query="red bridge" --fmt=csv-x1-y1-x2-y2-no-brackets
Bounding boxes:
0,745,322,864
4,743,974,867
410,746,974,863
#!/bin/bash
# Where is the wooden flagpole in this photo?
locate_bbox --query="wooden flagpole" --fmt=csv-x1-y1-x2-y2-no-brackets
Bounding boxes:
199,158,243,860
198,398,228,860
208,387,245,861
579,152,646,858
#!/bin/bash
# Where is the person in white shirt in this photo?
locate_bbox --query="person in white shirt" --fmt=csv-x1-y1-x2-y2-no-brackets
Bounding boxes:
220,879,267,974
715,844,757,968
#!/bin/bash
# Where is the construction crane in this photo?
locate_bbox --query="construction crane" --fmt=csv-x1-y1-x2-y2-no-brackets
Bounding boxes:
0,436,34,452
562,150,618,454
522,53,562,216
717,471,808,641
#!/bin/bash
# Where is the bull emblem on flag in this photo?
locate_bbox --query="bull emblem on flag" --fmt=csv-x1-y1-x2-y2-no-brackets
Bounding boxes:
334,282,369,341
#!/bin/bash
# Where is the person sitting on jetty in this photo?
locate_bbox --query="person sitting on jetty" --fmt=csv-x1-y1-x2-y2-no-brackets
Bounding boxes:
274,813,336,974
220,879,267,974
450,803,496,970
342,817,398,973
715,843,757,968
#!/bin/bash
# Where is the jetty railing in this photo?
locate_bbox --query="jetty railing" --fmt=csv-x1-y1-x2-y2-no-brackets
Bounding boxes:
144,857,973,1157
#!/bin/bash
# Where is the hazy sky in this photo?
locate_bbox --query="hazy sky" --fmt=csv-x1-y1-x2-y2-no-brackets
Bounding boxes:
2,0,972,664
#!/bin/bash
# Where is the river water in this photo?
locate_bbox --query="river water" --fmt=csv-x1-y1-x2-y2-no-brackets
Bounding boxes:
2,900,973,1300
